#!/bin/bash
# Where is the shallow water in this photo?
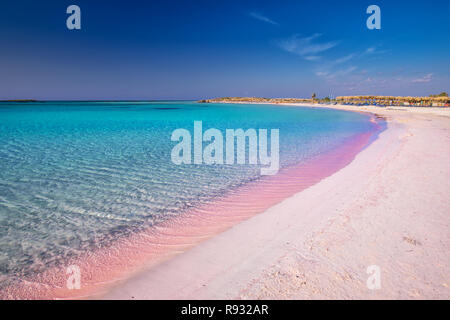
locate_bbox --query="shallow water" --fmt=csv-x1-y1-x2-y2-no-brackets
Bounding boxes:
0,101,384,290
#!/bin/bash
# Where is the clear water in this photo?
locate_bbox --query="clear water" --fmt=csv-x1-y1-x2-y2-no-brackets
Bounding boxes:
0,101,382,287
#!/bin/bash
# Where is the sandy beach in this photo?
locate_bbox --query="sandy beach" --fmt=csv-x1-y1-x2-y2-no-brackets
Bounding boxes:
102,104,450,300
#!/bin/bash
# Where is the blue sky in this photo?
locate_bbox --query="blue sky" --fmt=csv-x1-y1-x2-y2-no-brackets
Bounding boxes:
0,0,449,100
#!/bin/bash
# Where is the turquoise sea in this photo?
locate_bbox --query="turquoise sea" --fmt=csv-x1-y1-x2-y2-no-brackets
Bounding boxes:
0,101,384,289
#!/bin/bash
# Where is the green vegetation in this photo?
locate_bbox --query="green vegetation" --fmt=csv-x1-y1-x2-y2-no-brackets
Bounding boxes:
429,92,448,98
336,95,449,106
199,94,450,107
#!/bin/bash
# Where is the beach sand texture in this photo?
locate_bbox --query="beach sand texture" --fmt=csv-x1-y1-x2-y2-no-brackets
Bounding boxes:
104,106,450,299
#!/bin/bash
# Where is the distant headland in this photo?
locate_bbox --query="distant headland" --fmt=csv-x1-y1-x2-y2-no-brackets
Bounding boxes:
0,99,38,102
199,92,449,107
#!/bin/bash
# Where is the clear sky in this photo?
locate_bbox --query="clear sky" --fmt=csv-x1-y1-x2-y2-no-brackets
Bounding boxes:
1,0,449,100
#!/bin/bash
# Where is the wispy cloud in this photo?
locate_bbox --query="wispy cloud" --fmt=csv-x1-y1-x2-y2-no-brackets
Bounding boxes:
365,46,376,54
333,46,386,66
411,73,433,83
315,44,390,82
248,12,278,25
276,33,339,60
363,45,389,56
334,53,356,64
316,66,357,80
315,71,330,77
304,56,320,61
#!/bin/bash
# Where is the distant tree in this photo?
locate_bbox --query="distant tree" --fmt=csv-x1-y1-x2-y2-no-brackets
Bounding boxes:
311,93,317,100
323,97,331,102
430,92,448,97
